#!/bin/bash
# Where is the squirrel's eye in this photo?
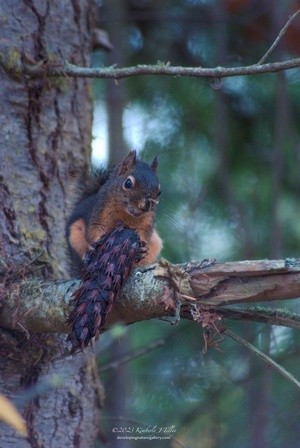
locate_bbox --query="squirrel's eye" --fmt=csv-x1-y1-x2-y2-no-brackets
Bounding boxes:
157,190,161,197
123,176,135,190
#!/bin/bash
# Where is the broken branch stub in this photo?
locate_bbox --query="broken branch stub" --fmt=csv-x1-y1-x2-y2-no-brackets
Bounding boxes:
155,258,300,307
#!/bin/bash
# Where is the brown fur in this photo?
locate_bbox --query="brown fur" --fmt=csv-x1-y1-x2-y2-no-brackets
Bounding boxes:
87,196,162,265
67,151,162,269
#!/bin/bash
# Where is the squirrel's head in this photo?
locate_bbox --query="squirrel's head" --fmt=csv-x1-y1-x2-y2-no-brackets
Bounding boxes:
115,150,161,218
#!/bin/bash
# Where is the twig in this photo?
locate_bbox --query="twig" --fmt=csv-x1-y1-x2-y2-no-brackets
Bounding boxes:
21,57,300,81
2,11,296,82
224,329,300,390
256,9,300,65
99,337,167,372
215,306,300,329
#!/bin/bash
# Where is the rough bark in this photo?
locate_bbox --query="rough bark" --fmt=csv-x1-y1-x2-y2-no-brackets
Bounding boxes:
0,2,102,447
1,259,300,336
0,0,92,278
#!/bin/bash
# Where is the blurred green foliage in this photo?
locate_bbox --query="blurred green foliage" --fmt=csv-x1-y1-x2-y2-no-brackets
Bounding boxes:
94,1,300,446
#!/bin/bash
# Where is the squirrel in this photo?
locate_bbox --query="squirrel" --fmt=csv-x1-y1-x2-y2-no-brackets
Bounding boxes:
67,150,163,274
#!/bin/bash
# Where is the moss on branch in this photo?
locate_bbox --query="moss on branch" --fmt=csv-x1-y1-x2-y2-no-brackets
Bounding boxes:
0,259,300,335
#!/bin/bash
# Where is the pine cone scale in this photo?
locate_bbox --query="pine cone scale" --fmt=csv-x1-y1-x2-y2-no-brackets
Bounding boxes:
67,224,145,349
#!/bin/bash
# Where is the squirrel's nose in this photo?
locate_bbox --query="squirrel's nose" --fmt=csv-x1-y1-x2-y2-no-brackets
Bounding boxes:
143,199,151,212
141,197,158,212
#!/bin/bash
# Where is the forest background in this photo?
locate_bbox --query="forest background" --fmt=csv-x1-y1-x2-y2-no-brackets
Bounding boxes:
0,0,300,447
92,1,300,448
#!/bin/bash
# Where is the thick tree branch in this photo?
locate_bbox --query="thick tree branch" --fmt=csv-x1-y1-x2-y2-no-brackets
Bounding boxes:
0,259,300,335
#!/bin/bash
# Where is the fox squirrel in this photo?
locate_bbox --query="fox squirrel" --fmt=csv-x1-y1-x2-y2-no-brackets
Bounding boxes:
67,150,162,273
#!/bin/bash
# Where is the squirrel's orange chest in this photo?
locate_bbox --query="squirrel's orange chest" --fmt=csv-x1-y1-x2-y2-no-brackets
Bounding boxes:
88,204,153,245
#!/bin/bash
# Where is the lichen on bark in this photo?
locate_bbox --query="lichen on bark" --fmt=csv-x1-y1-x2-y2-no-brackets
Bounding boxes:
0,1,101,446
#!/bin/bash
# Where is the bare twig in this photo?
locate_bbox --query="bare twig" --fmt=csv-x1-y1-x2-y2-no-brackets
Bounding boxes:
224,329,300,390
99,337,167,372
0,10,295,85
21,57,300,81
215,306,300,329
256,9,300,65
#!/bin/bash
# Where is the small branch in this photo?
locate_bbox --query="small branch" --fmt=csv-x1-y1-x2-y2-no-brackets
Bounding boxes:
215,306,300,329
20,57,300,81
99,337,167,373
224,329,300,390
2,10,298,85
99,325,188,372
256,9,300,65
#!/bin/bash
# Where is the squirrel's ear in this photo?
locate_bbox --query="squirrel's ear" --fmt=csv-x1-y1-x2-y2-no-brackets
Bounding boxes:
151,156,158,172
118,150,137,175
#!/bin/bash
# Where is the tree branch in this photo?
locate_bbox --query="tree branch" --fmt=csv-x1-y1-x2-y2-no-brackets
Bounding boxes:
256,9,300,65
0,259,300,335
2,8,299,84
19,57,300,81
224,329,300,390
214,306,300,329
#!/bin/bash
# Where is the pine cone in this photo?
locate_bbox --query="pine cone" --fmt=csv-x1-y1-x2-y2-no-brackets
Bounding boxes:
67,224,146,349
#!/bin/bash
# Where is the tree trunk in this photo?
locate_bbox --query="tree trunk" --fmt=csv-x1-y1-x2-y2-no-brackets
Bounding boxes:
0,1,102,446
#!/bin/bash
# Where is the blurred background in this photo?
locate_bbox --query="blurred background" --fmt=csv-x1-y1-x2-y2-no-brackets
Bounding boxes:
92,1,300,447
